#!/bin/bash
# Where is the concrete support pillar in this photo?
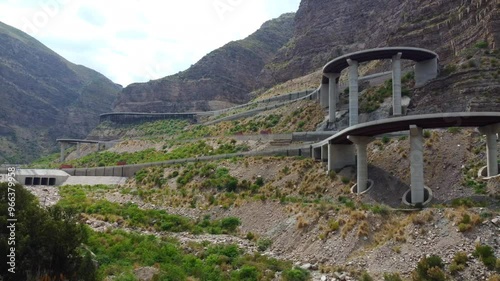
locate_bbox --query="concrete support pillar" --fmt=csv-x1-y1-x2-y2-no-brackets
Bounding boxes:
328,143,356,171
392,52,402,116
415,57,438,87
347,136,374,193
479,123,500,177
410,125,425,204
325,73,340,123
76,142,81,158
60,142,66,163
321,144,328,162
320,83,329,108
485,133,498,177
96,142,100,152
347,59,359,126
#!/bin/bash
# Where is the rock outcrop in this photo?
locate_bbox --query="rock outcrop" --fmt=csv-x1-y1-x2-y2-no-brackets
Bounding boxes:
261,0,499,87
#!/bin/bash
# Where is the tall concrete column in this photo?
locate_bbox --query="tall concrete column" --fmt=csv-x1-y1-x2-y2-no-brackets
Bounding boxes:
347,136,374,193
60,142,66,163
415,57,438,87
325,73,340,123
392,52,402,116
320,83,329,108
347,59,359,126
76,142,81,158
328,143,356,172
479,123,500,177
410,125,424,204
96,142,100,152
485,133,498,177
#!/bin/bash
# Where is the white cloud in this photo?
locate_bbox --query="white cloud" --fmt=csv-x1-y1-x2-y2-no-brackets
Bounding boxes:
0,0,300,86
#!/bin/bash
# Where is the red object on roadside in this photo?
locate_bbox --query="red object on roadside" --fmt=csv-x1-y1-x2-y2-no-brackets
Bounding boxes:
117,161,127,166
59,164,73,169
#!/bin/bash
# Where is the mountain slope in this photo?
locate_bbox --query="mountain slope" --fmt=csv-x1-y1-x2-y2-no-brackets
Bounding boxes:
260,0,499,86
0,21,122,163
113,13,295,113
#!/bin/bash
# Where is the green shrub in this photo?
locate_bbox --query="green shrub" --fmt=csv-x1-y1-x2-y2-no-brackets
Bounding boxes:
257,238,273,252
447,127,461,134
453,251,468,265
423,130,431,138
328,220,340,231
475,41,488,49
371,204,389,216
449,252,468,274
449,262,465,274
246,232,255,240
382,136,390,144
0,183,97,281
255,177,265,187
384,272,403,281
233,265,260,281
220,217,241,233
135,169,148,183
442,64,458,75
413,255,446,281
360,271,373,281
474,244,496,270
341,177,350,184
282,268,310,281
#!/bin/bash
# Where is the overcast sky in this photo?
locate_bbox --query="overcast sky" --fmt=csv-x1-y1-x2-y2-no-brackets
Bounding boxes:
0,0,300,86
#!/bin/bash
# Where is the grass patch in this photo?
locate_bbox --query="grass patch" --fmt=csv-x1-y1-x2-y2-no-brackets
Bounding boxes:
70,140,248,167
87,229,291,281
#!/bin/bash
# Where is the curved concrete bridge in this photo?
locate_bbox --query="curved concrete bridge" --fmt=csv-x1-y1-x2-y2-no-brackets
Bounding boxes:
320,47,439,126
312,112,500,204
55,47,498,206
56,139,116,163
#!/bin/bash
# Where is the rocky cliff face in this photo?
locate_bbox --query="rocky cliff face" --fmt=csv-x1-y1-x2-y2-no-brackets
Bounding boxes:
113,13,295,113
114,1,498,114
261,0,499,86
0,22,121,163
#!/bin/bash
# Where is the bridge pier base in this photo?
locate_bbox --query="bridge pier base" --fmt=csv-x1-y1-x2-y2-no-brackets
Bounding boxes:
410,125,425,204
415,57,438,87
60,142,66,163
347,59,359,126
479,123,500,177
327,144,356,172
325,73,340,123
347,136,373,193
392,52,402,116
320,83,329,108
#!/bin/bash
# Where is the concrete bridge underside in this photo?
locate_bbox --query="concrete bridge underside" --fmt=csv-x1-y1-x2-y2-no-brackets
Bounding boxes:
57,139,102,163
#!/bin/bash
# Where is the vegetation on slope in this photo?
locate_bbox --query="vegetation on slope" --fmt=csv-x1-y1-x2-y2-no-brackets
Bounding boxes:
87,229,301,281
359,71,415,114
0,183,97,280
67,139,248,167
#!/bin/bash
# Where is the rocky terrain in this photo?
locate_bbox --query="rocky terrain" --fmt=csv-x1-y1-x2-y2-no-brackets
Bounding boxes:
0,22,122,163
262,0,499,86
